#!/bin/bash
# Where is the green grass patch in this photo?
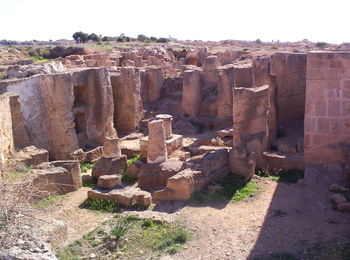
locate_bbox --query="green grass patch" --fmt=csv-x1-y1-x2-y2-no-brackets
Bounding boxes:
256,169,304,184
120,169,137,185
6,164,32,180
190,174,261,204
82,179,94,188
56,215,190,259
80,162,94,173
36,195,65,209
30,55,51,63
82,198,120,213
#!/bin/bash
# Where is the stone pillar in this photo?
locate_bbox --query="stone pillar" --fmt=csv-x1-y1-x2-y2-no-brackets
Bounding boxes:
182,70,202,117
103,136,122,158
146,66,164,103
217,65,234,119
202,55,218,87
155,114,173,139
147,119,167,164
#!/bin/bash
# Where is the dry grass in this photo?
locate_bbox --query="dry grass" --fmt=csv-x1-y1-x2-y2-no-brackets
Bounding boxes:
0,178,50,248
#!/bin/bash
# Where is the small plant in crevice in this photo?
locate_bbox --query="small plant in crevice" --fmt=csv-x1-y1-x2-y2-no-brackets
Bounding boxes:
126,153,141,167
80,162,94,173
120,169,137,184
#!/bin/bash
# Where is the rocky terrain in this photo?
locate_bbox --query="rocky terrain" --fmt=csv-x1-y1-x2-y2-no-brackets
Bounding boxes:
0,39,350,259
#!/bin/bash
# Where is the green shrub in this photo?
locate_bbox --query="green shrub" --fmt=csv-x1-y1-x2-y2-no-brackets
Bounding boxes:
82,199,120,212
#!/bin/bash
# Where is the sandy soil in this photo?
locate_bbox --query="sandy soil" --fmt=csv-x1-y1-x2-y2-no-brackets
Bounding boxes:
43,173,350,260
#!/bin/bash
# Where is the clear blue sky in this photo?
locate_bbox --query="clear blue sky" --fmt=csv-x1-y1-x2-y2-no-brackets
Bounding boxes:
1,0,349,43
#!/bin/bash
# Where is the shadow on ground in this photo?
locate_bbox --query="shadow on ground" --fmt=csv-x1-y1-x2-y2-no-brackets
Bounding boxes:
248,164,350,259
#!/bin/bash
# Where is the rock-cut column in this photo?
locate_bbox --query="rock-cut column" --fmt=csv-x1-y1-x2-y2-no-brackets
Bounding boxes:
181,70,201,117
147,119,167,164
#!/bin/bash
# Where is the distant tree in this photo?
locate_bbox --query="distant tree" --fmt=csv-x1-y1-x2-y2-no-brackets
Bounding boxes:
255,38,262,44
72,31,89,43
137,34,149,42
102,36,114,42
88,33,100,42
150,36,157,42
157,37,169,43
315,42,328,48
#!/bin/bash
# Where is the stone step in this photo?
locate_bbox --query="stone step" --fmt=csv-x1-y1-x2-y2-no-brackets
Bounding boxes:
262,150,304,171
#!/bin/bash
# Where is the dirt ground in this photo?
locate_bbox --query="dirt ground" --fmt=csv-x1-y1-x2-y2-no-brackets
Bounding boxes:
44,166,350,260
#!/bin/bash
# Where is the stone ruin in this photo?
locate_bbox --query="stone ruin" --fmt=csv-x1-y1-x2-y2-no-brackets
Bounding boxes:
1,47,350,209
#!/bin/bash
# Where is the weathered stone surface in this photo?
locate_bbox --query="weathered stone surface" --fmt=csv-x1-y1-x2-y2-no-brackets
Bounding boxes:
252,55,271,87
120,139,141,158
31,160,82,195
217,65,234,119
88,186,152,207
271,52,306,121
68,148,86,162
0,68,116,160
7,93,29,147
138,159,184,190
111,68,143,132
147,119,167,164
97,174,122,189
202,56,218,87
146,66,164,103
234,65,253,88
103,136,122,158
0,93,15,175
182,69,202,117
277,142,297,153
140,134,183,159
229,147,256,177
126,160,144,179
217,128,233,138
7,62,65,79
155,114,173,139
262,150,304,171
85,146,103,163
91,155,127,179
332,193,347,204
337,202,350,211
153,169,203,201
14,145,49,166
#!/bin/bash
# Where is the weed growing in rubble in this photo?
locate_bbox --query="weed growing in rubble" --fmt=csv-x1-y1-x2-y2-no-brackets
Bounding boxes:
82,198,120,212
190,175,261,204
110,217,133,239
6,164,32,180
126,153,141,167
80,162,94,173
36,195,65,209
